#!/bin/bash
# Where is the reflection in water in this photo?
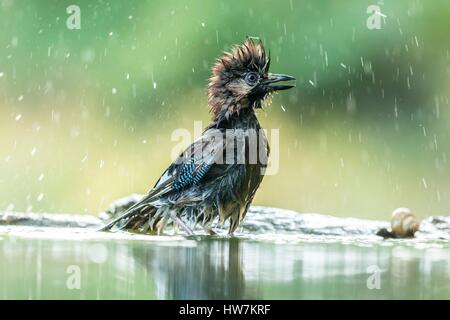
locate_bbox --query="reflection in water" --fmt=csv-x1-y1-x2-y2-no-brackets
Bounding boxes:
132,238,249,299
0,230,449,299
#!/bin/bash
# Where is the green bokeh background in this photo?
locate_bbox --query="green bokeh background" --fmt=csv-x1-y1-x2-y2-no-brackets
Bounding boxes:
1,0,449,219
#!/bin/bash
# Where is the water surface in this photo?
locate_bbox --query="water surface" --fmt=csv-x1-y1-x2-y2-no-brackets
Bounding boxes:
0,224,449,299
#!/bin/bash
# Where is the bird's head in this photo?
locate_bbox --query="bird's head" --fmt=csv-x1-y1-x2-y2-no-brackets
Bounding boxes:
208,38,295,121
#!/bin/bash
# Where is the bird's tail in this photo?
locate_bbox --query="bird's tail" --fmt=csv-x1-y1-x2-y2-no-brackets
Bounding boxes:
99,195,159,232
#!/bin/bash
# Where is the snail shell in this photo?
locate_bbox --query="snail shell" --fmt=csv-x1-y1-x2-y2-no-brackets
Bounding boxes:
391,208,420,238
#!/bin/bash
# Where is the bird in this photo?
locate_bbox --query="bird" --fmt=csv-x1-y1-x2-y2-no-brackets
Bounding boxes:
100,38,295,235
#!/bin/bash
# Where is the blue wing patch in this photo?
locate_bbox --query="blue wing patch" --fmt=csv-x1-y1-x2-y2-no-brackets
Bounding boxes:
172,159,211,190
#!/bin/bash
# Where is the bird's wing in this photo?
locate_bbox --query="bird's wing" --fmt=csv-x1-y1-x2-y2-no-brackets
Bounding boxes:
100,129,227,231
153,128,226,192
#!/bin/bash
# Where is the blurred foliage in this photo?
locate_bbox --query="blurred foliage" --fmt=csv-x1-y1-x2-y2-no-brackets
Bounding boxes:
0,0,450,219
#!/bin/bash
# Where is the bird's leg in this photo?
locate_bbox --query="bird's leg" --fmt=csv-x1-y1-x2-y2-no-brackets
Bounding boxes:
169,211,193,235
156,215,170,235
172,222,179,235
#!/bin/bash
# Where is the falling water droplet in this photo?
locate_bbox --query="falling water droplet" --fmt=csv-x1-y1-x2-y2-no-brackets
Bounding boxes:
422,178,428,189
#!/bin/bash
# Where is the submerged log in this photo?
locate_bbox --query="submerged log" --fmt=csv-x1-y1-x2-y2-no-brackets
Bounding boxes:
0,194,449,241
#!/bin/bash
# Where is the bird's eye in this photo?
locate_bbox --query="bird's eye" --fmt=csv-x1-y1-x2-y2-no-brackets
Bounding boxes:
245,72,258,85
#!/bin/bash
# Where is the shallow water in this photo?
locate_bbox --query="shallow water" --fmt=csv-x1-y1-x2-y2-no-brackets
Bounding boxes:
0,223,449,299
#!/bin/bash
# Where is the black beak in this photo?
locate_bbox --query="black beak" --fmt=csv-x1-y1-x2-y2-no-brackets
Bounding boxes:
262,73,296,91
